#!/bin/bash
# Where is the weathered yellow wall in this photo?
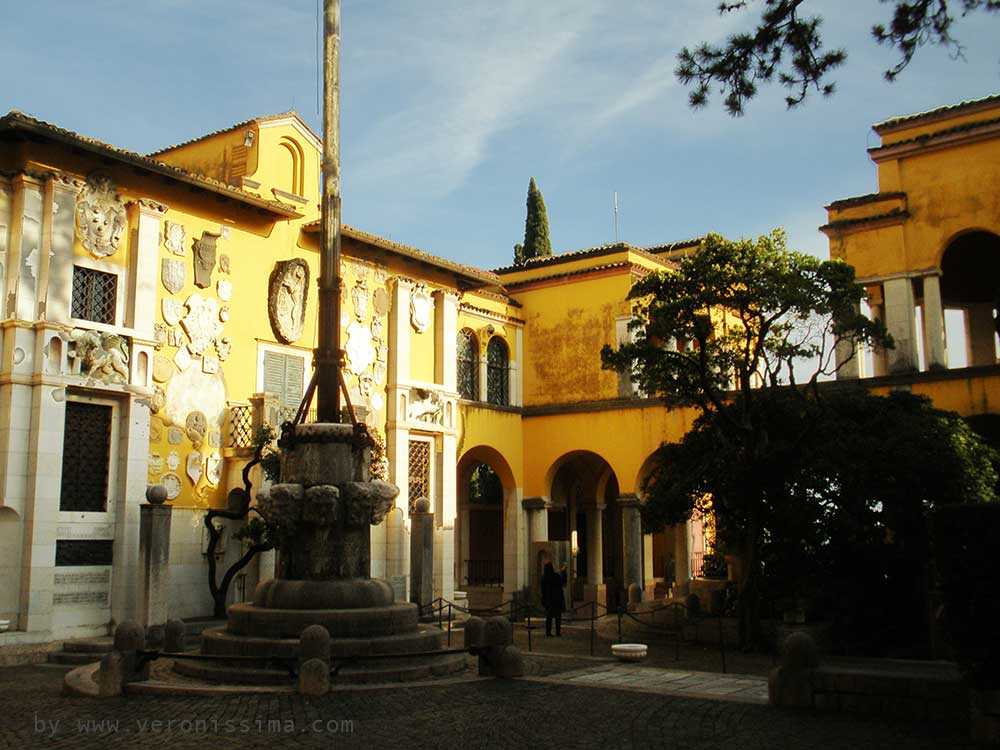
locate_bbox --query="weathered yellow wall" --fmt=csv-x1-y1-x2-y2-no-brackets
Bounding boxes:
153,125,258,186
458,404,524,487
252,122,321,203
409,301,436,384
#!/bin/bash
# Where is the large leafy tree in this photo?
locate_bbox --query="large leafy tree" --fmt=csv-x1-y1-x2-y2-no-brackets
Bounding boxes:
677,0,1000,115
514,177,553,265
601,229,888,647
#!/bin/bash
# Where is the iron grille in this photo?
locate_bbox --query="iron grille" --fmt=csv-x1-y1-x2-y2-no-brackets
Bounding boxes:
486,337,509,406
457,329,479,400
71,266,117,325
59,401,113,512
228,403,253,448
55,539,114,566
407,439,431,513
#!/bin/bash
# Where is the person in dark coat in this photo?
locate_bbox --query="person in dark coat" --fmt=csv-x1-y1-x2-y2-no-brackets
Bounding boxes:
541,561,568,636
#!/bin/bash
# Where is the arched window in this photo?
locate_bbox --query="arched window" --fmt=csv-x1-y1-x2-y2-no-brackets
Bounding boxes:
457,329,479,400
486,337,509,406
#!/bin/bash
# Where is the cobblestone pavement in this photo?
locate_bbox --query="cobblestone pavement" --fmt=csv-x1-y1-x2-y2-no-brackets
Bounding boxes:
0,663,979,750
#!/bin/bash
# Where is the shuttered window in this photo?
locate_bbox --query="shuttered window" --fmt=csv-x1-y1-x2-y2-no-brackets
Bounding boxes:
262,350,306,422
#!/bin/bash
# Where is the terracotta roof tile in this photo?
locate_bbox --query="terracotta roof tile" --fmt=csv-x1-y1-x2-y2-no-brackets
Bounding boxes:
148,111,319,155
874,93,1000,133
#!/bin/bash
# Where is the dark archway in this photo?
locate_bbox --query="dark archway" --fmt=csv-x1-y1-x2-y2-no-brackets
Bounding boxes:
940,230,1000,367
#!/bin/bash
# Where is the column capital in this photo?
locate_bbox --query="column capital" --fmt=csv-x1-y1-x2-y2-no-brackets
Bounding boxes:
617,493,641,508
432,288,461,303
521,496,550,511
127,198,169,216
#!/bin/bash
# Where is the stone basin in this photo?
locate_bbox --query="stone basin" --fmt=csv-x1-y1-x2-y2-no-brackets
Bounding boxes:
612,643,648,662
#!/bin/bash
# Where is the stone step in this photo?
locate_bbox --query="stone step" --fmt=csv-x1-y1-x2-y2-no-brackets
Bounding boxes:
183,618,227,637
200,625,447,659
62,637,113,654
47,651,104,666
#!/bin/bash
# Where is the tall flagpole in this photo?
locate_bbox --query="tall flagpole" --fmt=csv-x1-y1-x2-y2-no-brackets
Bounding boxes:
317,0,342,423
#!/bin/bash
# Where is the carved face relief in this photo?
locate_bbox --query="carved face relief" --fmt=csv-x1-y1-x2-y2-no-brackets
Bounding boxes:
162,298,184,326
192,231,220,288
351,278,368,321
185,411,207,446
215,336,232,361
152,354,173,383
160,473,181,500
345,320,375,376
151,386,167,414
75,174,126,258
180,294,223,356
163,221,186,256
161,258,185,294
167,450,180,470
268,259,310,344
370,317,384,342
410,284,432,333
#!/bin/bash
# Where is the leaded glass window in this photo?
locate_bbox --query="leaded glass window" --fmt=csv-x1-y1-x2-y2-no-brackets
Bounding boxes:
486,337,509,406
408,439,431,513
71,266,117,325
457,328,479,400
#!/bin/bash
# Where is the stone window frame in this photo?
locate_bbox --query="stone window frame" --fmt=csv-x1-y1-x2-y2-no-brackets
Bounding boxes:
68,256,127,333
486,336,510,407
456,327,480,401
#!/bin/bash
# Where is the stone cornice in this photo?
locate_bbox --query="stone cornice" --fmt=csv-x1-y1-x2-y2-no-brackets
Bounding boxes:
127,198,170,215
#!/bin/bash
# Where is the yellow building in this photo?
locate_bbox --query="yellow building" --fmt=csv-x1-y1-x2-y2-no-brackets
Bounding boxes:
823,93,1000,418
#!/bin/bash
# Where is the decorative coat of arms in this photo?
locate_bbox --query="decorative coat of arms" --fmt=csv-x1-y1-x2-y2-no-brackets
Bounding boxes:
193,231,220,288
186,450,204,484
163,221,186,256
268,258,310,344
161,258,185,294
410,283,432,333
181,294,224,356
345,320,375,376
76,174,126,258
205,452,223,486
217,279,232,301
351,278,368,321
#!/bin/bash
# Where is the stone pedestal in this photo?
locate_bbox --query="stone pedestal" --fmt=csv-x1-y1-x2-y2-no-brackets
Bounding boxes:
138,493,172,643
409,498,434,612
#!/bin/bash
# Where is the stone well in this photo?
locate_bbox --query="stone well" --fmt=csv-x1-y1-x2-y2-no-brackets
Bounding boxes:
174,423,464,685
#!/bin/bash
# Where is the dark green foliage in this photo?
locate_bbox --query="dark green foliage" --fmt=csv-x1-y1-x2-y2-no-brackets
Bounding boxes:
515,177,552,265
932,503,1000,687
677,0,1000,115
701,551,729,579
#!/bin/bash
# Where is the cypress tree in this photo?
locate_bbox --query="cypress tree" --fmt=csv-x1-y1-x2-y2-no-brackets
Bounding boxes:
515,177,552,264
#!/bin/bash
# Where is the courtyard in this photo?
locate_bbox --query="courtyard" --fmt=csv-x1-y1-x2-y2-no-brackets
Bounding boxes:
1,658,977,750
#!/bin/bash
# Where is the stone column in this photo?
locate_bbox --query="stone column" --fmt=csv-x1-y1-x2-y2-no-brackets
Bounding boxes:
868,292,888,377
522,497,549,547
833,303,861,379
125,200,166,333
673,519,691,597
583,502,606,608
433,290,458,391
138,490,172,645
883,277,918,373
409,498,434,612
921,274,947,370
643,533,656,600
385,278,413,590
966,303,997,367
619,494,643,600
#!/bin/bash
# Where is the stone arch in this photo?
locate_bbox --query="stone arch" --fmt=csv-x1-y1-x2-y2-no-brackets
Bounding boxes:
457,445,515,600
939,229,1000,367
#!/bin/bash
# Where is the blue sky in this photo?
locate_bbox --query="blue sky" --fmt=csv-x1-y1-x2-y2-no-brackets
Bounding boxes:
1,1,997,270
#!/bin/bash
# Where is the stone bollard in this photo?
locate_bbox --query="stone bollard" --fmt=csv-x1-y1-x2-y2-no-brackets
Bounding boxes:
98,621,147,696
768,631,819,708
409,497,434,615
164,619,186,653
627,583,643,609
298,624,331,697
464,615,525,678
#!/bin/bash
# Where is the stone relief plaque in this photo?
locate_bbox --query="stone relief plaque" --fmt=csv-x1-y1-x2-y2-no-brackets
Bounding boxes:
192,230,220,288
202,355,219,374
373,361,386,385
75,173,126,258
371,392,384,411
167,328,184,347
268,258,310,344
167,426,183,445
219,305,230,322
345,320,374,376
180,294,223,356
185,411,207,447
186,451,204,484
219,254,231,274
167,450,180,470
153,323,168,351
351,278,368,321
173,345,192,372
151,386,167,414
370,317,383,342
407,387,443,423
149,416,164,442
148,453,164,475
152,355,173,383
410,283,432,333
217,279,232,302
373,287,389,315
163,221,186,256
160,472,181,500
161,258,185,294
205,452,223,486
208,430,221,449
376,343,388,363
69,329,129,384
162,298,184,326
